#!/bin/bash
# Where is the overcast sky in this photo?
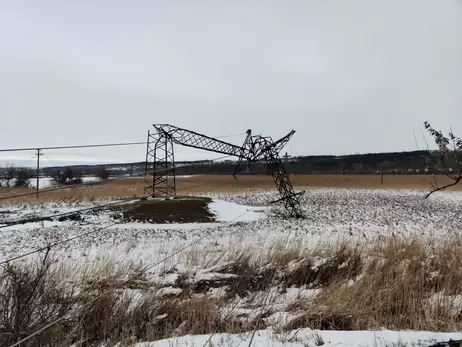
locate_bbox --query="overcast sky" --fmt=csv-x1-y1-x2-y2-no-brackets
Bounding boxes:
1,0,462,165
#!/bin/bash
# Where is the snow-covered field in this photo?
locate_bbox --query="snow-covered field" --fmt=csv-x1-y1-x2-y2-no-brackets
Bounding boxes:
1,188,461,346
1,188,460,266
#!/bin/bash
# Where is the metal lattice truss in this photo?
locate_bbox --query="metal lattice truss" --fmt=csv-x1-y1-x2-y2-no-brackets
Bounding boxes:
144,129,176,198
238,133,304,218
145,124,304,218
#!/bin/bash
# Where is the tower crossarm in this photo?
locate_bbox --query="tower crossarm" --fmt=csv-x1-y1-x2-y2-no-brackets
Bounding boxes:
250,130,296,160
262,130,296,156
153,124,246,158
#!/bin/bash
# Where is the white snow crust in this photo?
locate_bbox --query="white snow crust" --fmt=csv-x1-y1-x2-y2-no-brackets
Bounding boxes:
134,329,462,347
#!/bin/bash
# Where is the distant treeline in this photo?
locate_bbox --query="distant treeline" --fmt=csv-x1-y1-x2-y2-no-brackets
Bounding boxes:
30,150,461,177
176,150,457,175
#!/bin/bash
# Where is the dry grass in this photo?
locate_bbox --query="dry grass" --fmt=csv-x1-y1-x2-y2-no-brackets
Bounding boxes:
72,291,237,345
286,237,462,331
1,174,461,204
0,251,74,346
0,236,461,345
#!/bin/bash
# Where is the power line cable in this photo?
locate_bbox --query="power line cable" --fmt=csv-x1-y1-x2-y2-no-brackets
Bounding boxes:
0,132,249,153
0,154,36,170
0,141,147,153
19,154,37,167
0,197,140,231
0,222,119,266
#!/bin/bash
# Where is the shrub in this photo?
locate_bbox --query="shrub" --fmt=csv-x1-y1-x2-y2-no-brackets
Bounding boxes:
1,164,16,188
0,251,74,346
52,167,83,185
97,167,110,180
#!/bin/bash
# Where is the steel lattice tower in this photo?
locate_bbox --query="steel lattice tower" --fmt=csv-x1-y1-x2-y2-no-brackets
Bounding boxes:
144,129,176,198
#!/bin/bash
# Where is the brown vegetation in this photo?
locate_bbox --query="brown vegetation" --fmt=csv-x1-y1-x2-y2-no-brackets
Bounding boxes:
1,174,461,204
285,237,462,332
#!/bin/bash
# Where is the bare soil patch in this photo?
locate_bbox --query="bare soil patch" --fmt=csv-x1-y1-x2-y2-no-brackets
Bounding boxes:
115,197,215,224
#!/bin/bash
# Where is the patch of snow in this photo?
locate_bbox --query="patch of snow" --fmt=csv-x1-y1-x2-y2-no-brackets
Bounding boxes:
206,286,229,299
264,311,298,327
291,287,321,301
134,329,462,347
0,220,75,231
108,222,220,230
194,271,236,282
157,286,183,296
81,176,100,184
425,292,462,317
208,199,267,222
153,273,181,287
27,177,54,189
311,257,329,270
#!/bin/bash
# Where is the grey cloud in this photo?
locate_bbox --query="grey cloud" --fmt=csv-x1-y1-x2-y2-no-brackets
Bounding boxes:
1,0,461,164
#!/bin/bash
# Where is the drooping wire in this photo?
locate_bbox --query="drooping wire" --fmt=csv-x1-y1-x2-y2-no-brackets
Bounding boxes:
19,154,37,167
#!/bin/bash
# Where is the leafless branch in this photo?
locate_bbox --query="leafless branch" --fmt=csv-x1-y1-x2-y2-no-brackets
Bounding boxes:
425,174,462,199
424,121,462,198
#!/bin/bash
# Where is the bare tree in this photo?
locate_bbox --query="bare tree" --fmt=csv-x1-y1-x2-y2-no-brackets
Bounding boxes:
97,167,110,180
14,167,33,187
424,121,462,198
51,167,82,185
2,164,16,188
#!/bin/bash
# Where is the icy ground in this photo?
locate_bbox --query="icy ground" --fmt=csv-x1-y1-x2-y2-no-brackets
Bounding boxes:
134,329,462,347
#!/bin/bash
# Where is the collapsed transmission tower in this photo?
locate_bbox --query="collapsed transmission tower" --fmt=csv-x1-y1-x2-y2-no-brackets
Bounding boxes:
144,124,304,218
